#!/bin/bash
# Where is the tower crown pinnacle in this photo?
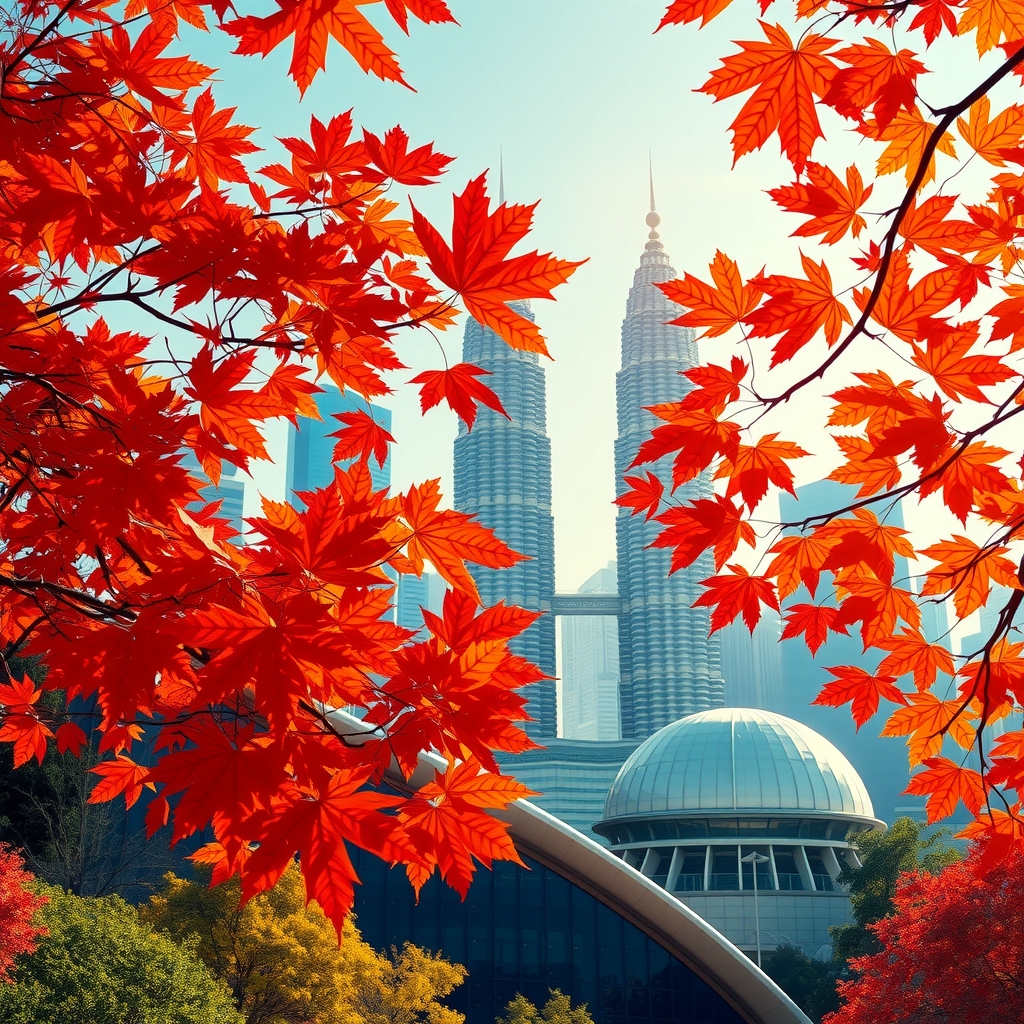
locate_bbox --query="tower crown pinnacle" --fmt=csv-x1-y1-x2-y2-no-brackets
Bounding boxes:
645,154,662,246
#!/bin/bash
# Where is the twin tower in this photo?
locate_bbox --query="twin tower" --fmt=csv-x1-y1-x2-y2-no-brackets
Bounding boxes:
453,200,725,743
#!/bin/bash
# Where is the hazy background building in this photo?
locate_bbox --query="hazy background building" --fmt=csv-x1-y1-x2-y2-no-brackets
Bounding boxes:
770,480,923,825
720,613,784,712
613,201,723,739
561,561,621,740
182,452,246,540
453,302,557,738
286,385,392,496
395,572,447,633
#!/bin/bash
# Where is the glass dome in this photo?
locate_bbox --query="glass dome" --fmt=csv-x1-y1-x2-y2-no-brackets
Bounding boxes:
603,708,876,822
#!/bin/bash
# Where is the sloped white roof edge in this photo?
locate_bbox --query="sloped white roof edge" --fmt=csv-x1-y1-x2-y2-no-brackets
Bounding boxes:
496,798,812,1024
325,709,810,1024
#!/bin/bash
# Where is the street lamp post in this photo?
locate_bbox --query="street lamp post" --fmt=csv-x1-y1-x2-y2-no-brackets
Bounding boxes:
741,851,770,969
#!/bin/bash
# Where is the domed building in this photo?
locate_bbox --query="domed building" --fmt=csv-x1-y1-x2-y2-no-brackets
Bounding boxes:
594,708,885,958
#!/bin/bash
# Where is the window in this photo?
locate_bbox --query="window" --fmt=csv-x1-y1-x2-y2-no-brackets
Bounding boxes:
709,847,739,891
740,846,773,890
674,848,707,892
772,848,804,891
806,849,835,891
349,847,748,1024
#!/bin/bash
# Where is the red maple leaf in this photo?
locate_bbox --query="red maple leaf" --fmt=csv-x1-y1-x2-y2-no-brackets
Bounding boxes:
812,665,907,728
411,175,584,355
410,363,509,429
694,564,780,632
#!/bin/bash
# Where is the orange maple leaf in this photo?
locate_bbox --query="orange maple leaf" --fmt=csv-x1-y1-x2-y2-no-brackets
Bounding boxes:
745,253,851,366
920,535,1020,618
864,106,957,187
911,321,1015,403
780,602,848,655
766,532,840,599
694,564,779,632
656,252,762,337
905,756,986,822
410,363,509,430
658,0,736,29
828,434,902,498
877,628,956,691
823,38,925,130
225,0,408,94
182,88,258,194
813,665,907,728
330,409,395,469
88,755,152,809
881,692,977,764
957,95,1024,165
700,22,839,172
403,479,524,601
616,472,665,521
769,163,872,245
678,357,749,415
651,495,756,571
411,175,584,355
715,432,809,511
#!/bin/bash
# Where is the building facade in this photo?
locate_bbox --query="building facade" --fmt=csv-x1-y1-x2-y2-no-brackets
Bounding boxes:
329,710,811,1024
453,302,557,737
595,708,882,959
614,207,723,739
720,614,784,712
561,562,622,740
395,571,447,633
286,385,391,497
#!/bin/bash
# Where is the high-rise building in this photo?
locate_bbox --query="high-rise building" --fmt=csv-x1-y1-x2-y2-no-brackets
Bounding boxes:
720,612,784,711
182,453,246,541
614,196,723,739
286,385,391,497
561,562,621,740
453,302,557,737
395,572,447,633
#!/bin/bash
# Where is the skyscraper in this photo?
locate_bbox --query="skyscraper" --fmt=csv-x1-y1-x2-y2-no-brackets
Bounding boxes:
286,385,391,497
561,562,621,740
395,572,447,633
453,302,557,737
614,193,724,739
182,452,246,541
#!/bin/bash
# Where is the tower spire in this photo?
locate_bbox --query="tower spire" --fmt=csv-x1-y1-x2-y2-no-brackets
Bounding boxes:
499,148,505,206
645,154,661,245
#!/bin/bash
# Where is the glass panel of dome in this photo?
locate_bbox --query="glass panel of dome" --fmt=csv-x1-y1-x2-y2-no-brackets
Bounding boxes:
740,846,774,890
772,848,804,890
674,848,707,892
709,847,739,891
765,818,802,838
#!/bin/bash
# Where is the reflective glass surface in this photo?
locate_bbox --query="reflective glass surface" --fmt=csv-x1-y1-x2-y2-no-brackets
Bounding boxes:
603,709,874,820
350,848,747,1024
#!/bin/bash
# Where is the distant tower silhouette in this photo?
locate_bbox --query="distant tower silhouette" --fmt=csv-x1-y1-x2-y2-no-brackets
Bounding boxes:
614,169,724,739
453,300,557,738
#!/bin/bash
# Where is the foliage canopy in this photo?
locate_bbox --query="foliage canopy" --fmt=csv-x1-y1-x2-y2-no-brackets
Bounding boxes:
0,0,579,935
614,0,1024,851
0,883,242,1024
144,862,466,1024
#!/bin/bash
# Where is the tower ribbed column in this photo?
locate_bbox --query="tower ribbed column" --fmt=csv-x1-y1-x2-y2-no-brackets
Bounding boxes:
615,231,724,740
453,302,557,738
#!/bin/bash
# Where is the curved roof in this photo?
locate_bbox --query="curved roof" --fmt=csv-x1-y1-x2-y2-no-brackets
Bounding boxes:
602,708,876,822
326,707,812,1024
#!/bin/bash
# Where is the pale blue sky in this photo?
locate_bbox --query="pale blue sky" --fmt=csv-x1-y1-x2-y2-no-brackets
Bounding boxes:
203,1,1003,595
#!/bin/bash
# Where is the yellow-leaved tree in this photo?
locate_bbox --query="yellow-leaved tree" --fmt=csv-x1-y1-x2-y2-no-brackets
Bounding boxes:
143,863,466,1024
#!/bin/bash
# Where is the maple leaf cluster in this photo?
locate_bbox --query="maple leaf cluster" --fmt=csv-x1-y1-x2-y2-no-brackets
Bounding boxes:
0,845,46,981
617,0,1024,851
0,0,580,934
826,846,1024,1023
